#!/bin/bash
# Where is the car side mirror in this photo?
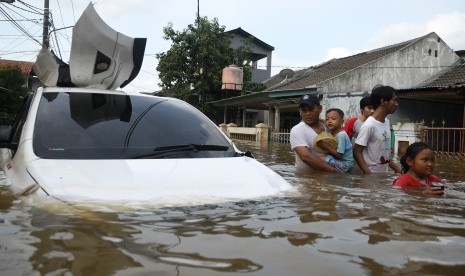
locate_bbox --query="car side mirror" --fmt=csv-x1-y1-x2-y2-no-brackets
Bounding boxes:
0,125,17,150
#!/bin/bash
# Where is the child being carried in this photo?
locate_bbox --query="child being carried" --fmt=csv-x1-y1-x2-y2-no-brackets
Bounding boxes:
315,108,354,173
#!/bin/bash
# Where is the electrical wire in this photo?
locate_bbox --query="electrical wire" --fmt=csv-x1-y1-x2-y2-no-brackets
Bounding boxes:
68,0,76,23
16,0,43,14
0,6,42,46
10,2,43,15
55,0,70,46
48,13,64,60
1,2,41,23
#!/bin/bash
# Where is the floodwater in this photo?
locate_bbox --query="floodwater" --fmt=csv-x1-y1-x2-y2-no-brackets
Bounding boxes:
1,140,465,275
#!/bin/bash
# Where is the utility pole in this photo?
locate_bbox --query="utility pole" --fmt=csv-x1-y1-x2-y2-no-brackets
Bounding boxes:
42,0,49,49
197,0,205,112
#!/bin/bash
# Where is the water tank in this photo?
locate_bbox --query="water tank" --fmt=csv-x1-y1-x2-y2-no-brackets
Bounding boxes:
221,65,243,91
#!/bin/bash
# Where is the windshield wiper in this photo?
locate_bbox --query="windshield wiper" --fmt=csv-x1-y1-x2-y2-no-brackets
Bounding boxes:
132,144,230,159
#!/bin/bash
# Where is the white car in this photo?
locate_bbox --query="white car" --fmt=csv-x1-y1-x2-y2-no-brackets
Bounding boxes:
0,87,291,203
0,3,291,204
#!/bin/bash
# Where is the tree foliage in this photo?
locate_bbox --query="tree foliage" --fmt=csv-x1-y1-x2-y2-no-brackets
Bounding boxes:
0,66,29,124
156,16,255,119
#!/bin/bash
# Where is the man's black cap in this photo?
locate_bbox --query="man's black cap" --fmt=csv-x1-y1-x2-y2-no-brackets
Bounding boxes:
299,94,320,108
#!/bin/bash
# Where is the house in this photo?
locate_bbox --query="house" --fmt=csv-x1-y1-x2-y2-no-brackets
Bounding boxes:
225,27,274,83
222,27,275,126
211,32,464,131
0,59,40,91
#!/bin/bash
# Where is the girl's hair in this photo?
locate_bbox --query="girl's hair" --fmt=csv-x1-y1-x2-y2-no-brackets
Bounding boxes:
399,142,432,173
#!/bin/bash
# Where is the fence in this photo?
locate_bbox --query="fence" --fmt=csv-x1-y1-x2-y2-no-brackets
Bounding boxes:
420,127,465,157
270,129,290,143
219,123,270,142
226,124,465,158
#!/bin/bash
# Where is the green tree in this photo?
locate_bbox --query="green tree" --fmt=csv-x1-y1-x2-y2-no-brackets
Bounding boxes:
0,66,28,124
156,16,255,120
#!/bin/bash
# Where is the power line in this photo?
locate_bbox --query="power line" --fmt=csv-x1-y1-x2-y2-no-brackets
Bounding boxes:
1,1,41,23
11,2,43,15
16,0,43,14
0,6,42,46
55,0,70,46
68,0,76,23
0,18,40,22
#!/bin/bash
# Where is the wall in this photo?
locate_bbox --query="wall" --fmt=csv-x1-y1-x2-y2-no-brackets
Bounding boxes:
320,94,365,121
320,33,459,94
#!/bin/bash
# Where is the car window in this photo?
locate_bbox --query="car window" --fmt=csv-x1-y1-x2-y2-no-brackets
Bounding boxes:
33,92,235,159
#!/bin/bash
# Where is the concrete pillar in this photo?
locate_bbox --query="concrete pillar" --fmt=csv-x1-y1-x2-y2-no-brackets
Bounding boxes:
242,106,246,127
268,106,274,131
219,123,228,136
274,106,281,131
392,122,423,156
255,123,269,143
223,106,227,124
226,123,237,138
266,52,272,77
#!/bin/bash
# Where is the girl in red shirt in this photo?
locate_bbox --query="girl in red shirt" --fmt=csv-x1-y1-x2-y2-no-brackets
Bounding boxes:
393,142,445,195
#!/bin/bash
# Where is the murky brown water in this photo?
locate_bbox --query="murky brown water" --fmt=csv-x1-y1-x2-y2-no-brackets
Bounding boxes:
1,140,465,275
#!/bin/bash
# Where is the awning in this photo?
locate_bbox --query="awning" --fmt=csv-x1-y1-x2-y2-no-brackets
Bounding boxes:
209,87,318,110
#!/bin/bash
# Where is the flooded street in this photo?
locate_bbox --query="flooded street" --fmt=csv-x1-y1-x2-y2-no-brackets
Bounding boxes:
1,140,465,275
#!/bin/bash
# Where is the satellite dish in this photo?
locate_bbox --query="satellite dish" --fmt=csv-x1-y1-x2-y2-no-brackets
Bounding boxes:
278,68,295,79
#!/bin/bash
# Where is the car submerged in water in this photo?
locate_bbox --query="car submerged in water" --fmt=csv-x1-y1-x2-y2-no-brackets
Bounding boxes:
0,3,291,204
0,87,291,202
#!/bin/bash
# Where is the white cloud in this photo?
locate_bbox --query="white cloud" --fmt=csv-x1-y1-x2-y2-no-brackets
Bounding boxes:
364,12,465,51
365,22,425,50
426,12,465,50
324,47,352,61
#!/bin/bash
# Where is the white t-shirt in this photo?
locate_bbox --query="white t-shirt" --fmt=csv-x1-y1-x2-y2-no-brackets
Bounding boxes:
290,121,326,171
354,116,392,173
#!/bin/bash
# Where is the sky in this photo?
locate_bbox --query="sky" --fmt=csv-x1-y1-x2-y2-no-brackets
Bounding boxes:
1,0,465,93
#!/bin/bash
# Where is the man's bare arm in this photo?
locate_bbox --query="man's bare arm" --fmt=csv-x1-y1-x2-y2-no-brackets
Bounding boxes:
389,160,401,174
294,146,338,172
316,140,343,160
353,144,370,174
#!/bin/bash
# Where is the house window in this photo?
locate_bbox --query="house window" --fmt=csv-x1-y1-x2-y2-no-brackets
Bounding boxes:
435,50,438,57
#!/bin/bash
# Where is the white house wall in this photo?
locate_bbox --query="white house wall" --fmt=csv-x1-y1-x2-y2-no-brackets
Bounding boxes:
319,33,459,94
320,95,364,122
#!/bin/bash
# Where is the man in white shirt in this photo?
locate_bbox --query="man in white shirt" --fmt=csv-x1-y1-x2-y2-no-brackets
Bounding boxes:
353,85,402,174
290,94,338,172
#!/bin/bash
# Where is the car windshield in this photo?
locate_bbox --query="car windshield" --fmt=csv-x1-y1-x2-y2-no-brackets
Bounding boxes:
33,91,236,159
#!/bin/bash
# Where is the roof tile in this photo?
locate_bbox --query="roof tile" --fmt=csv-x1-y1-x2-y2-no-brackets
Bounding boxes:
0,59,33,75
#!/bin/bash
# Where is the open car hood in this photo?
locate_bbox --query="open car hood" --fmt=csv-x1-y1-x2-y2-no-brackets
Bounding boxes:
32,3,146,90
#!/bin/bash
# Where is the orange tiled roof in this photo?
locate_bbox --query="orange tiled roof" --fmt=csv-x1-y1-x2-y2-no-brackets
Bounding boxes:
0,59,33,75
